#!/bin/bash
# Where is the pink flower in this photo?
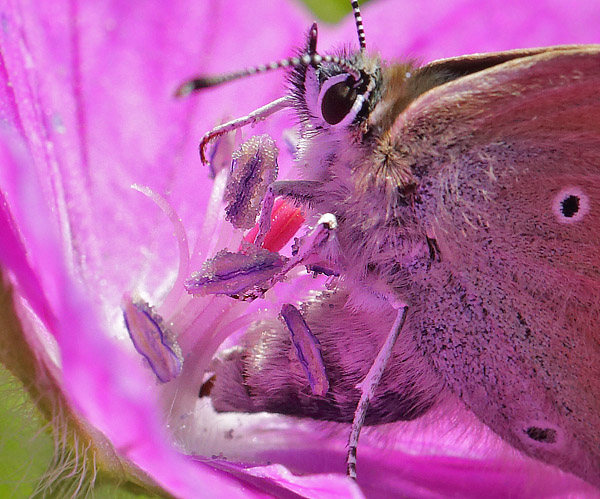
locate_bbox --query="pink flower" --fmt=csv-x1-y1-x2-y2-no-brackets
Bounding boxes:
0,0,598,497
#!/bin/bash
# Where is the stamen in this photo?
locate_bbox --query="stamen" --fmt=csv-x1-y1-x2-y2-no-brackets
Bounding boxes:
192,168,233,270
280,303,329,396
254,185,275,248
243,213,341,290
131,184,190,314
122,295,183,383
184,244,288,301
224,135,278,230
282,128,299,155
188,211,331,302
243,198,305,251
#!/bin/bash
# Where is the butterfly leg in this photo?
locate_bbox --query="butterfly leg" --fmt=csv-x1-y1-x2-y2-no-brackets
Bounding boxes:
198,96,293,163
347,304,408,479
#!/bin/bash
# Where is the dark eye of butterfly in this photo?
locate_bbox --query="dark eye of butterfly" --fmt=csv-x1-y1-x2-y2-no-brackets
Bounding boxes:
320,76,358,125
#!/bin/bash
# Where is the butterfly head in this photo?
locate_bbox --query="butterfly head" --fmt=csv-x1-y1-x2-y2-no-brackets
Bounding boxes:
288,24,383,132
174,2,390,157
175,1,416,211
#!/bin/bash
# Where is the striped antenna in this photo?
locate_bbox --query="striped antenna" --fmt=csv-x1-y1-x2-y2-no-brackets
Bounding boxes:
350,0,367,51
175,23,361,97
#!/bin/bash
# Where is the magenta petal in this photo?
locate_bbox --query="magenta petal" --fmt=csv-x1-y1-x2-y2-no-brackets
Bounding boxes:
0,0,363,495
0,125,262,498
232,416,599,498
0,129,65,328
1,0,600,497
212,462,363,499
322,0,600,62
1,0,310,308
0,139,54,328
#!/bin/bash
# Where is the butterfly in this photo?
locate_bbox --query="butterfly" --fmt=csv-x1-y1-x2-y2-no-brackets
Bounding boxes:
177,0,600,488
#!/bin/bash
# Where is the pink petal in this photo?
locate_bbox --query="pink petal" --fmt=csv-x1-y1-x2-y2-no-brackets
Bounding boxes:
2,0,309,308
0,134,55,328
0,124,272,499
323,0,600,61
212,462,363,499
0,0,360,496
2,0,600,497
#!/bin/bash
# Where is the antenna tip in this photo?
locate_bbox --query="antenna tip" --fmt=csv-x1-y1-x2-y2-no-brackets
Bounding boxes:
174,77,223,97
174,82,195,98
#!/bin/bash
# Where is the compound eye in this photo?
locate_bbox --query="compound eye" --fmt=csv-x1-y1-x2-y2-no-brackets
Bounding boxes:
318,73,359,125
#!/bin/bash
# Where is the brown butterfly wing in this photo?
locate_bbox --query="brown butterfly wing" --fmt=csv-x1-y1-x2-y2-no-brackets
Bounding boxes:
395,46,600,486
423,44,592,79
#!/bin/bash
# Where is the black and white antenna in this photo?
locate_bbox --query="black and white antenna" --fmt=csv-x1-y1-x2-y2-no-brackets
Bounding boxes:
350,0,367,52
175,23,362,97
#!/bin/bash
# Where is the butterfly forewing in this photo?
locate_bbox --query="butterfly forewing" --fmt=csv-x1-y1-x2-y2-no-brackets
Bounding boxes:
392,46,600,485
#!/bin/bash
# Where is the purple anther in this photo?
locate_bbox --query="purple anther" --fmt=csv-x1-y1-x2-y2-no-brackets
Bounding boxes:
224,134,278,230
122,296,183,383
280,303,329,397
185,244,287,300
